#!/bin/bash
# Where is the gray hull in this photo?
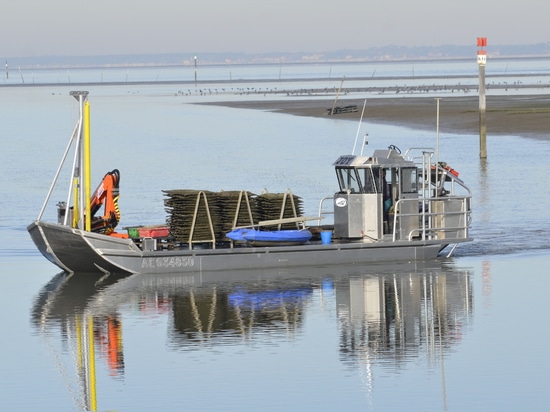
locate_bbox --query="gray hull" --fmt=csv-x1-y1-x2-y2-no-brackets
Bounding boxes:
28,221,136,274
28,220,465,275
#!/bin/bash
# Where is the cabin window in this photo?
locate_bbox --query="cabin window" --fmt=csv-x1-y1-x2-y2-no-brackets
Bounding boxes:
336,168,362,193
400,167,417,193
362,168,379,194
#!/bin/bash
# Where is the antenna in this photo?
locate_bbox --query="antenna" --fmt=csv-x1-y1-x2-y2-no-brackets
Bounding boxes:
360,133,369,156
352,99,367,155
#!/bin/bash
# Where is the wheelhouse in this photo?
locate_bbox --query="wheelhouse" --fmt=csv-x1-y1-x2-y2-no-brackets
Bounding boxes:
332,146,471,244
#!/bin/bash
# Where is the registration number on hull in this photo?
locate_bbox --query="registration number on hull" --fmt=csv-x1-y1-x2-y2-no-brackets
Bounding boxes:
141,256,195,269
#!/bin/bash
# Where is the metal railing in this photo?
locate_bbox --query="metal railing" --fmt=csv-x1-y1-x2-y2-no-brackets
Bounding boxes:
317,196,334,226
390,196,472,242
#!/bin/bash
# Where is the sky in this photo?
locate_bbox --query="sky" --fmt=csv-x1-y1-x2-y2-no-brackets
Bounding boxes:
1,0,549,57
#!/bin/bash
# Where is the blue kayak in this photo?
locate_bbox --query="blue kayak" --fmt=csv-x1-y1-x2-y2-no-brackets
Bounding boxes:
225,228,312,244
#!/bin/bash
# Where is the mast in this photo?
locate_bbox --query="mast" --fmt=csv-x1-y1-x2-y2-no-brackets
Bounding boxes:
70,91,91,230
84,98,91,231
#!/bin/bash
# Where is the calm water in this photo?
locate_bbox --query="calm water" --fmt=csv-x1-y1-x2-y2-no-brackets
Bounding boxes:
1,61,550,411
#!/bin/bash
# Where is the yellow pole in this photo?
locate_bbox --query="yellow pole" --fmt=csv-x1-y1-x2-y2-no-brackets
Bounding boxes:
73,177,79,228
87,315,98,411
84,100,92,231
76,315,83,370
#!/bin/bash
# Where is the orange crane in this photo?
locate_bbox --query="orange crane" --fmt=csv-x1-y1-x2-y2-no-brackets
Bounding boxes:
89,169,122,235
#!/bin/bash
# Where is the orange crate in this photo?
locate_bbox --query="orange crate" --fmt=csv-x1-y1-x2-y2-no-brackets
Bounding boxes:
138,227,170,238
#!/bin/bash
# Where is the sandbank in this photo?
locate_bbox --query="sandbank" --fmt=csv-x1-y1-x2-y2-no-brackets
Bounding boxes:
202,95,550,140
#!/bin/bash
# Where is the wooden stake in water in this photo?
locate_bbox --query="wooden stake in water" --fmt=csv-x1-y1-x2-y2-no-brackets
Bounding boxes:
435,97,440,196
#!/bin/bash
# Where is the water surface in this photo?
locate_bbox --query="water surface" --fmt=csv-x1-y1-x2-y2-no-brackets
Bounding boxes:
1,63,549,411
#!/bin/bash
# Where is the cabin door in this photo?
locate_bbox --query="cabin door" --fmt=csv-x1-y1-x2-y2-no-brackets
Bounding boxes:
333,193,383,240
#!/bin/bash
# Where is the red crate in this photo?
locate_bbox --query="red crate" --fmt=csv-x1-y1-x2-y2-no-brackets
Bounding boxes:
138,227,170,238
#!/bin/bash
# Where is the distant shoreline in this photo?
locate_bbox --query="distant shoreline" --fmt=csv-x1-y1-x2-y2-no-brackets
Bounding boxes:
201,94,550,140
4,44,550,69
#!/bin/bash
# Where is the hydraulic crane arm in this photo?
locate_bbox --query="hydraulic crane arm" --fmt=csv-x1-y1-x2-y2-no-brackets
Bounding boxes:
89,169,121,234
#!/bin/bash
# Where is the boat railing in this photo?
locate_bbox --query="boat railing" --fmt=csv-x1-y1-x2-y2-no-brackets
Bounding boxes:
234,216,323,229
391,195,472,242
317,196,334,226
403,147,435,163
414,150,471,203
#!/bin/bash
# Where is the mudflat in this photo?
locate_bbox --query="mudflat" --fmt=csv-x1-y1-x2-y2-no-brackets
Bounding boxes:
204,95,550,140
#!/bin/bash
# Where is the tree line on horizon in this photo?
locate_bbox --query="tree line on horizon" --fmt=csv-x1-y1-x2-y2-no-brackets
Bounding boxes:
6,42,550,68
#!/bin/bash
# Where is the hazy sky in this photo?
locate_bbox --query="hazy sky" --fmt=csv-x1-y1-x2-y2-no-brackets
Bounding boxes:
2,0,548,57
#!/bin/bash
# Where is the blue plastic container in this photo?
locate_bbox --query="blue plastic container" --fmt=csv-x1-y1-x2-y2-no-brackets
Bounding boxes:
320,231,332,244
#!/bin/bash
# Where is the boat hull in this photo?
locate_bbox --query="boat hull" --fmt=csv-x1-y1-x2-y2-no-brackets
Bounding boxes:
28,221,138,274
28,220,469,275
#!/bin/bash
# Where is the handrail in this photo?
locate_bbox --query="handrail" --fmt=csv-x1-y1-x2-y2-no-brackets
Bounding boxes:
403,147,434,159
317,196,334,226
233,216,323,229
390,195,472,242
407,224,471,242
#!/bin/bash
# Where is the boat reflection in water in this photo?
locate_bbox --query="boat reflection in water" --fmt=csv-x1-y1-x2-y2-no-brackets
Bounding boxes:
31,262,472,410
335,268,472,377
